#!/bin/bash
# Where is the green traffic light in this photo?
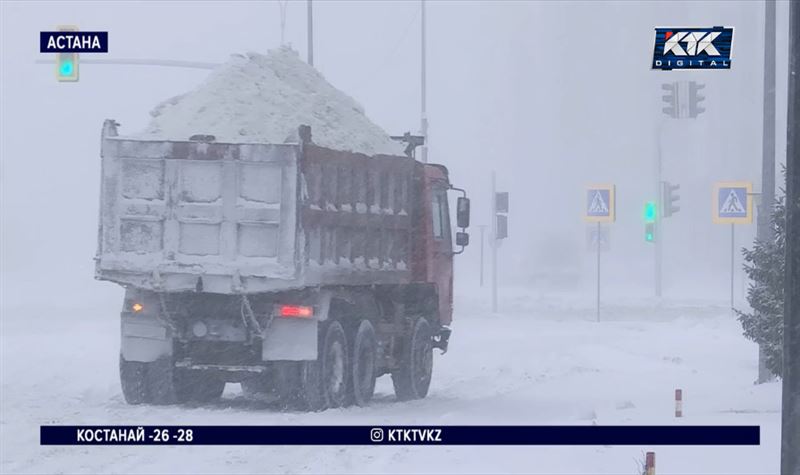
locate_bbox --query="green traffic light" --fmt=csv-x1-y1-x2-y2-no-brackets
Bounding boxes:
644,201,657,223
59,60,74,76
645,222,656,243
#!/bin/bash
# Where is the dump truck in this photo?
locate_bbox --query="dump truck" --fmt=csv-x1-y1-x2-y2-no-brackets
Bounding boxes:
95,120,471,409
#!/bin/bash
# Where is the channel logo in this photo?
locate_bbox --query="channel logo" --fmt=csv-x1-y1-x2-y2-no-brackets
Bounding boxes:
652,27,733,70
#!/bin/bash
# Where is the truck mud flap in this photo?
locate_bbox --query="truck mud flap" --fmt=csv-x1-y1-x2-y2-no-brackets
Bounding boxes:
121,316,172,363
262,317,318,361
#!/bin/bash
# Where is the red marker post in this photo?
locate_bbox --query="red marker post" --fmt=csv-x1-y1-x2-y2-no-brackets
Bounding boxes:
645,451,656,475
675,389,683,418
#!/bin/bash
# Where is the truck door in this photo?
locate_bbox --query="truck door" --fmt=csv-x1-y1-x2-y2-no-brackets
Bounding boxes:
430,185,454,325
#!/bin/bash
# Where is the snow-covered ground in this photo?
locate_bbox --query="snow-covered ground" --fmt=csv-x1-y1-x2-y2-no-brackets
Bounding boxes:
0,289,781,474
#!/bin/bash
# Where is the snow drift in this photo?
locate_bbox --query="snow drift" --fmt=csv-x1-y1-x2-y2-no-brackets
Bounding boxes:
136,46,404,156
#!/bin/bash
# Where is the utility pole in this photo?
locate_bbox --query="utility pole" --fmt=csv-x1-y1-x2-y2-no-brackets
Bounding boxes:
782,1,800,472
420,0,428,164
758,0,778,384
307,0,314,66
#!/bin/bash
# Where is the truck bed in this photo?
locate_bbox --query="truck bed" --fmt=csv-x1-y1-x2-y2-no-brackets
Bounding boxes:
95,120,416,294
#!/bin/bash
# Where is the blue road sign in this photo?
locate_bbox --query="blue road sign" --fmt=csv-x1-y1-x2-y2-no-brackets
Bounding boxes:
712,181,752,224
584,185,615,223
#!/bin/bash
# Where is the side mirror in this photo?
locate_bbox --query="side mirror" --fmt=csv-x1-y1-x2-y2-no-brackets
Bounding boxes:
456,197,470,228
456,232,470,247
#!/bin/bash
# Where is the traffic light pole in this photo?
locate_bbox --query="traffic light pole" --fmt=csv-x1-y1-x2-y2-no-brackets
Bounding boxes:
491,171,498,313
655,122,664,299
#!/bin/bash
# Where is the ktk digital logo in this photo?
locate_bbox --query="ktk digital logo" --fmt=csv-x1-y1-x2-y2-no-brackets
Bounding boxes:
652,27,733,71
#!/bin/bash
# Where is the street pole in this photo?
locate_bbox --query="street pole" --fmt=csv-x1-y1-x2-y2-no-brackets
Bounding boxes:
307,0,314,66
420,0,428,164
655,123,664,298
731,223,735,313
596,222,601,322
478,224,487,287
758,0,778,384
491,171,498,313
279,0,288,45
782,1,800,472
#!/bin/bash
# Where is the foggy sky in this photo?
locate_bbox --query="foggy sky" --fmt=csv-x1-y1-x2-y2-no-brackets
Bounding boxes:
0,1,790,313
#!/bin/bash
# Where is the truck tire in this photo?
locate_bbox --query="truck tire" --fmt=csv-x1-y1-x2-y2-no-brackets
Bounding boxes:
146,356,181,405
120,355,149,404
392,317,433,401
180,371,226,402
300,320,349,411
351,320,377,406
143,357,225,405
242,367,294,405
241,377,271,398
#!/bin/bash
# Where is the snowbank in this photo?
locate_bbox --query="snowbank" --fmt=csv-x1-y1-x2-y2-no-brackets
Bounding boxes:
136,47,404,156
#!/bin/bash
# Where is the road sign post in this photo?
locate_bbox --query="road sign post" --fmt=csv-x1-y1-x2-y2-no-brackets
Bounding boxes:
731,223,735,312
585,184,616,322
712,181,753,312
596,221,601,322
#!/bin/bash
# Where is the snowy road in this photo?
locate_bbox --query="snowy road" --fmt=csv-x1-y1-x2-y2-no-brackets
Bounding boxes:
0,293,782,474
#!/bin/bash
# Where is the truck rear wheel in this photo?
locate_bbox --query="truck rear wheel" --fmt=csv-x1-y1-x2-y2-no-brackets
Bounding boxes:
243,364,298,406
120,355,148,404
242,375,275,400
300,320,349,411
179,370,226,402
351,320,377,406
120,355,224,405
392,317,433,401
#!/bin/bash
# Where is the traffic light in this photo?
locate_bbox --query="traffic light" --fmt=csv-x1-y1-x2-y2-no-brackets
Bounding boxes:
56,52,79,82
661,82,678,118
662,181,680,217
494,191,509,240
688,81,705,118
645,223,656,243
644,201,657,223
55,26,79,82
644,201,656,243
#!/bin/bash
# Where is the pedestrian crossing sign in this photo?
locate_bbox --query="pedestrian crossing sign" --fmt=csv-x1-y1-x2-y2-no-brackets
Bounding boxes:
713,181,752,224
584,184,615,223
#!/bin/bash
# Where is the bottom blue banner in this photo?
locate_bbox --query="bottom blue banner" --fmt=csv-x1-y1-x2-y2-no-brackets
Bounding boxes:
39,425,760,446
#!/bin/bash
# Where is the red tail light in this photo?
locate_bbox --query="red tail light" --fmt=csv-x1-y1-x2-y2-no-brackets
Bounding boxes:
278,305,314,318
